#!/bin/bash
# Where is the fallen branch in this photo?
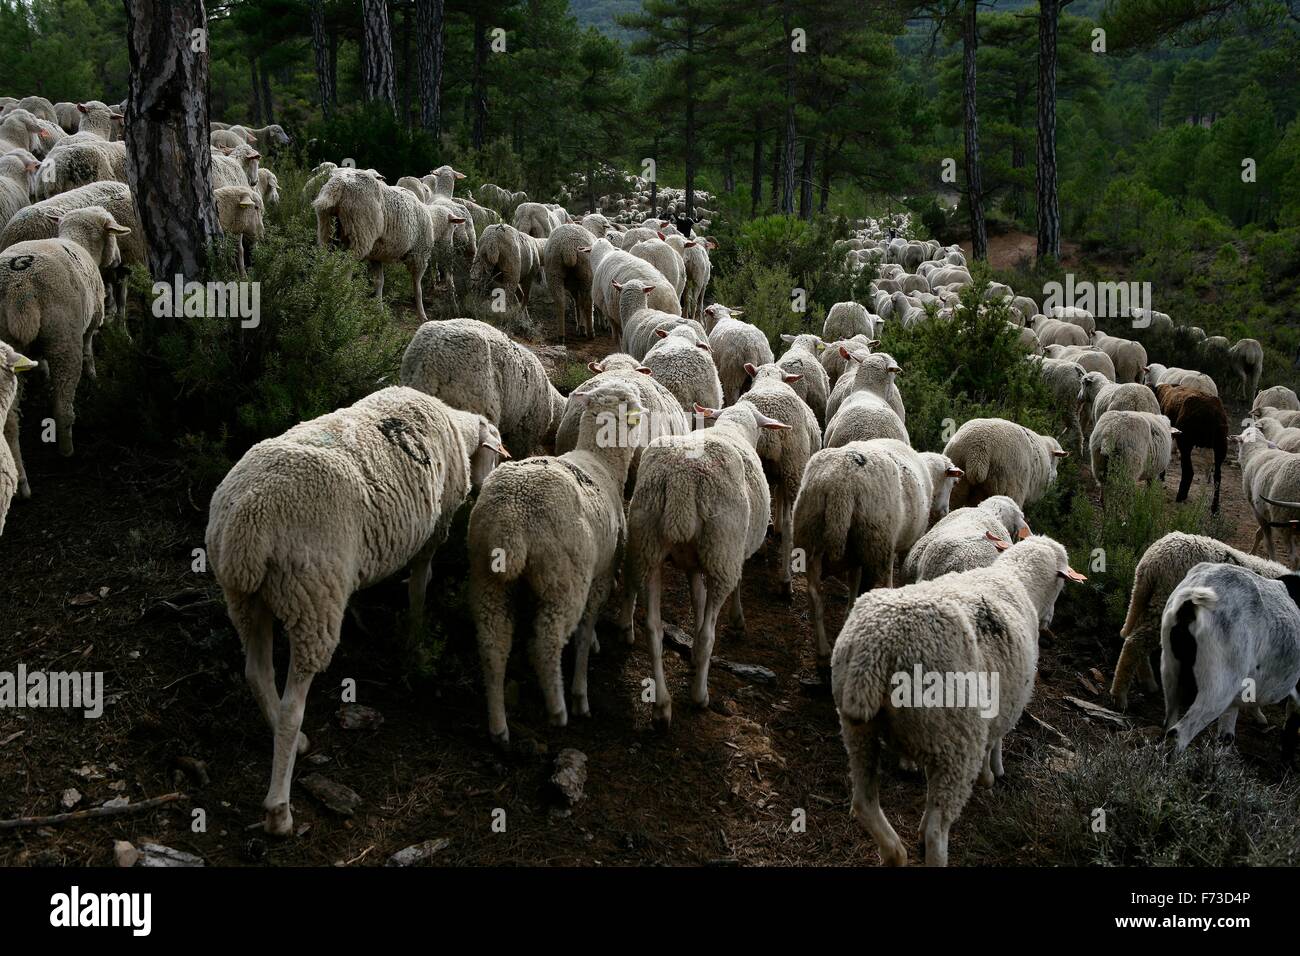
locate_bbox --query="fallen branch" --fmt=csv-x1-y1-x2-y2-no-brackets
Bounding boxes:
0,792,185,829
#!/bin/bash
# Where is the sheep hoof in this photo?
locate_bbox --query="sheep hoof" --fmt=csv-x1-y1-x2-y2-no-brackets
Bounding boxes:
296,732,310,756
571,694,590,718
18,480,30,500
547,710,568,728
651,706,672,733
263,803,293,838
977,769,994,788
489,730,511,752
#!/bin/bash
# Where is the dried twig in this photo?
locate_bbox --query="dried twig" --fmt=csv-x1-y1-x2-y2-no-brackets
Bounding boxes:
0,792,184,829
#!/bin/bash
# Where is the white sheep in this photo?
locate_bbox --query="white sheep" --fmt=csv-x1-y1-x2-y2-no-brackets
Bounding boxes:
256,168,280,206
822,301,876,341
206,386,505,835
313,168,461,322
0,205,129,460
1088,409,1175,487
1252,386,1300,417
1145,363,1218,397
512,201,560,238
903,495,1030,583
1047,304,1096,335
1077,369,1160,440
742,362,822,598
469,380,643,747
792,439,962,663
591,238,680,341
1031,356,1086,456
629,236,686,297
621,399,789,727
1034,317,1089,348
706,308,774,405
1041,343,1117,381
400,317,564,457
776,333,830,425
1229,338,1264,401
1091,330,1147,384
643,324,722,416
1160,563,1300,751
819,334,876,386
622,307,705,362
471,222,544,322
1255,406,1300,428
1234,424,1300,566
825,348,905,423
824,387,909,448
0,149,37,233
832,536,1081,866
213,185,264,278
943,418,1067,508
1252,416,1300,453
0,339,37,531
543,223,595,339
1110,532,1289,710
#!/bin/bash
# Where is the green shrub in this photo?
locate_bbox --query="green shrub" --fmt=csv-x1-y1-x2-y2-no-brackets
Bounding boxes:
304,107,440,183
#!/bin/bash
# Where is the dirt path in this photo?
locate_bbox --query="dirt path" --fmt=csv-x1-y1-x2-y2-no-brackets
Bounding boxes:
961,230,1081,271
0,302,1282,867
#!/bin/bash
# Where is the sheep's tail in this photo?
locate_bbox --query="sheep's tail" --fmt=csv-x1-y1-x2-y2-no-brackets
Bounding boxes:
1119,562,1156,638
311,175,342,248
206,496,273,596
0,282,41,344
1182,586,1218,610
793,464,854,567
956,434,991,488
833,636,892,725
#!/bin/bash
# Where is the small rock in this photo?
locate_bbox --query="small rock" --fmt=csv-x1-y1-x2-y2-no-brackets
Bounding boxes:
108,780,127,791
139,843,205,867
306,752,331,766
113,840,140,867
101,796,129,809
549,748,588,806
72,765,105,781
1045,745,1080,772
336,703,384,730
299,774,362,817
662,625,693,660
59,788,81,811
713,659,776,684
386,837,451,866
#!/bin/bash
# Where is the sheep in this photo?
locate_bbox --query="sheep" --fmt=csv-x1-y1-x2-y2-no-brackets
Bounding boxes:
620,400,790,728
643,324,722,416
209,144,260,191
475,183,528,220
825,348,905,423
1033,357,1086,456
542,223,595,340
206,386,505,835
1160,563,1300,752
419,165,479,288
623,308,705,363
34,137,127,196
1012,324,1042,356
554,351,688,488
1155,383,1228,514
0,180,143,325
629,237,686,297
0,339,37,532
213,185,265,278
1047,304,1096,335
468,380,642,747
776,333,831,424
1041,343,1116,381
1253,386,1300,417
1078,370,1160,443
1229,338,1265,401
824,388,909,449
707,309,774,405
211,128,253,150
1145,363,1218,397
234,123,291,149
1034,317,1089,348
63,102,122,143
1254,416,1300,453
1234,424,1300,568
0,206,129,460
1256,406,1300,428
1110,532,1290,710
793,439,962,663
822,301,876,341
944,418,1067,509
256,168,279,207
396,175,432,203
8,96,57,125
53,101,81,135
312,169,456,323
0,110,49,155
820,334,876,387
1089,409,1176,490
903,495,1031,583
676,235,713,324
579,213,612,238
832,536,1081,866
0,149,37,232
742,363,821,599
591,238,680,341
1009,295,1038,325
1091,331,1148,384
471,222,544,322
512,201,561,238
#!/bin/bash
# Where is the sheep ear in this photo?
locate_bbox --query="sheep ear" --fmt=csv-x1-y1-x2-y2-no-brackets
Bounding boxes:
744,362,758,377
656,231,665,240
1052,449,1069,458
108,223,132,235
247,133,258,142
449,216,466,224
729,309,744,317
77,103,88,113
577,246,591,253
684,240,696,247
946,466,964,478
44,211,62,224
611,280,622,290
1018,525,1031,539
636,366,653,375
839,345,852,360
1059,567,1088,582
111,112,124,120
587,361,604,373
642,285,654,294
783,373,802,384
780,334,795,343
696,342,710,352
655,328,669,338
694,403,718,419
985,531,1010,552
454,171,466,179
754,410,791,430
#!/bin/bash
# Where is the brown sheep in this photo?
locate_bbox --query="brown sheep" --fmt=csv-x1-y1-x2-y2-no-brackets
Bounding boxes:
1156,382,1227,514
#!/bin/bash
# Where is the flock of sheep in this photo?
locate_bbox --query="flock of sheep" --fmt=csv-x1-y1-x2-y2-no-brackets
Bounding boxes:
3,91,1300,866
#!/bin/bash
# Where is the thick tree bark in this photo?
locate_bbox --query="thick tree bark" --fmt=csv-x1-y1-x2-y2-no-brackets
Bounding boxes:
259,59,275,124
770,129,780,212
310,0,333,118
817,138,832,214
723,142,735,194
780,3,796,216
249,56,262,126
416,0,444,135
362,0,396,111
798,135,815,220
400,5,413,125
1036,0,1062,260
750,121,762,216
123,0,218,288
471,12,487,149
328,29,338,106
962,0,988,260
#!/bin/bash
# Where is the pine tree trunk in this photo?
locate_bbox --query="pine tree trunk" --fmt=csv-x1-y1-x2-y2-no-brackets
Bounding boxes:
1036,0,1062,260
723,143,735,194
799,135,815,220
684,24,696,217
310,0,333,118
328,29,338,105
259,60,275,124
416,0,444,135
962,0,988,260
249,56,262,126
818,139,832,214
472,12,487,149
770,129,780,212
750,121,762,216
123,0,218,289
781,3,796,216
400,5,413,126
362,0,396,111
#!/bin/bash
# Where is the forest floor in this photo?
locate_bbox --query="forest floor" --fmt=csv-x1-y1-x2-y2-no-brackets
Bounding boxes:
962,229,1082,271
0,286,1284,868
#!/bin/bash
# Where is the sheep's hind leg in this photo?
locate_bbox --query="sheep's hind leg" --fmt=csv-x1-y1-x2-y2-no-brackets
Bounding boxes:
841,714,905,866
369,261,385,306
408,260,428,323
263,642,318,837
645,564,672,730
690,584,726,709
475,586,515,748
571,580,610,719
49,355,80,457
806,554,832,670
4,406,28,498
921,753,978,867
530,601,583,729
